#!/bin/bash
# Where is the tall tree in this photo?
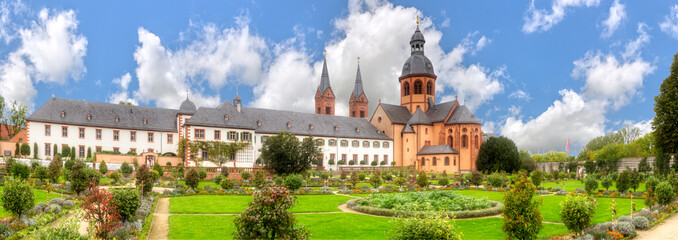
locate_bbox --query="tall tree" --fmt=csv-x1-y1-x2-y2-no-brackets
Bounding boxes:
259,132,321,175
477,136,521,173
653,52,678,155
5,101,28,139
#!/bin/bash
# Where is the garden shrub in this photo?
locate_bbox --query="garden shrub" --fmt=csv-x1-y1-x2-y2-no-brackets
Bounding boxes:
240,171,251,181
438,177,449,187
120,162,133,177
34,202,48,213
320,172,329,181
387,214,461,240
416,172,429,188
199,169,207,180
64,200,75,208
34,218,87,240
616,170,631,193
112,188,140,222
12,163,30,180
233,187,310,239
284,174,303,191
350,172,359,186
560,195,597,235
0,222,13,239
601,176,613,191
34,166,48,181
109,171,121,183
48,157,62,183
99,161,108,175
152,163,164,177
83,186,120,239
614,221,635,236
488,173,504,188
2,179,34,216
137,199,153,218
357,191,492,212
584,177,598,195
219,178,234,190
502,172,542,240
253,170,266,188
530,170,543,188
470,171,483,187
68,162,91,196
371,160,377,166
358,173,366,181
213,175,223,185
393,177,406,187
632,216,650,230
49,204,62,214
645,176,659,191
340,171,347,180
383,174,393,181
64,158,75,170
617,215,632,222
274,175,284,186
49,198,65,206
370,174,383,188
636,210,656,223
655,181,675,205
185,168,200,190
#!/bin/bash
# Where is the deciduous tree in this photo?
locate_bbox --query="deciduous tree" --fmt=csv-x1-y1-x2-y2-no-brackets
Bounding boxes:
233,187,310,239
259,132,320,175
476,136,520,173
653,52,678,156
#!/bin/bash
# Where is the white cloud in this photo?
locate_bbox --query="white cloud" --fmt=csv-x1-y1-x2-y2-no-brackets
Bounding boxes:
508,89,531,101
0,8,87,107
0,0,27,44
601,0,626,38
625,119,652,136
501,90,607,153
508,105,521,116
660,5,678,40
573,24,654,109
107,72,138,105
522,0,601,33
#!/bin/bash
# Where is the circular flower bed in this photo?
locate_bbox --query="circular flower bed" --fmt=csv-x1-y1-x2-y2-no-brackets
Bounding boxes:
347,191,503,219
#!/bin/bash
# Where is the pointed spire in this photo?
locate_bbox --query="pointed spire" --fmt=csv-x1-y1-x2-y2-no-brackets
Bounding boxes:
318,50,331,94
352,58,366,101
234,87,241,100
416,15,419,26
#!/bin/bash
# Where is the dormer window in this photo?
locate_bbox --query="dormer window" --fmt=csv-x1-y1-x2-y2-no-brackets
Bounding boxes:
334,126,339,131
356,127,360,133
224,114,229,121
143,118,148,124
309,124,314,130
257,120,262,126
86,114,91,120
115,116,120,122
60,111,66,118
287,122,291,128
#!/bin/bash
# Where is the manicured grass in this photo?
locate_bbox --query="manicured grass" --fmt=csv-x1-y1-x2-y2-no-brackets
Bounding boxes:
177,180,220,189
169,213,570,239
541,179,647,192
537,195,646,224
169,194,353,214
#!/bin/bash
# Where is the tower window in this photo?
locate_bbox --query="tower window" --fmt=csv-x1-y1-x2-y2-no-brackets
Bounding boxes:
462,135,468,148
426,81,432,95
414,80,422,94
403,82,410,96
360,111,365,118
325,107,331,114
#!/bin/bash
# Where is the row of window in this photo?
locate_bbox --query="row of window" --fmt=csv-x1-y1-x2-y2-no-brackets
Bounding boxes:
327,153,389,164
45,125,173,144
420,157,456,166
402,80,433,96
194,129,250,141
320,139,390,148
42,144,148,157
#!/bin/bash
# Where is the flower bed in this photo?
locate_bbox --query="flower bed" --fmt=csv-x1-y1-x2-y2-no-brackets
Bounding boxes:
346,191,503,219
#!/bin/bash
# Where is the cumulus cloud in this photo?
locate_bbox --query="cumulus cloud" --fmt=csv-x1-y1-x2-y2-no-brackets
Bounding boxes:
508,89,531,101
522,0,600,33
601,0,626,38
625,119,652,136
0,8,87,107
107,72,138,105
573,24,654,109
660,4,678,39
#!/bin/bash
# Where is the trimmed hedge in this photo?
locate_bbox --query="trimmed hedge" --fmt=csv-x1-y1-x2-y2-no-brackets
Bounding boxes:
346,199,503,219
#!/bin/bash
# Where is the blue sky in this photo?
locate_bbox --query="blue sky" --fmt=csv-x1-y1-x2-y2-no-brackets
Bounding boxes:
1,0,677,154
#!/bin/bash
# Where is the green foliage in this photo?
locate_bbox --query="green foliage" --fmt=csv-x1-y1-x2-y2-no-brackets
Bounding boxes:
177,137,188,161
350,172,360,186
358,191,491,212
213,174,223,185
470,171,483,187
655,181,675,206
388,214,461,240
584,159,596,174
416,172,428,188
584,177,598,195
653,52,678,155
185,168,200,190
198,169,207,180
188,140,250,167
11,162,30,180
629,170,641,192
645,176,659,191
252,170,266,188
14,142,18,157
64,158,75,170
284,174,303,191
120,162,133,177
438,177,449,187
2,179,34,216
259,132,321,175
112,188,140,221
233,187,310,240
560,195,597,235
654,150,672,176
601,176,613,191
34,166,48,181
152,163,164,177
33,142,38,159
533,151,574,162
69,161,92,195
369,174,383,188
136,165,154,196
240,171,251,181
530,170,543,188
393,177,406,187
616,170,631,193
86,147,92,159
109,171,121,183
502,172,542,240
220,178,234,190
487,173,504,188
20,143,30,156
98,161,108,175
638,157,651,174
477,136,521,173
519,150,536,172
48,156,62,183
61,145,71,159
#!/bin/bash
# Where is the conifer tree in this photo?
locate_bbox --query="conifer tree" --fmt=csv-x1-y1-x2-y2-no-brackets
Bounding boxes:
653,52,678,156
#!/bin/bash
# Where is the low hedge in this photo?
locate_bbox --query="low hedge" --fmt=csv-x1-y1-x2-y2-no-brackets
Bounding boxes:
346,199,503,219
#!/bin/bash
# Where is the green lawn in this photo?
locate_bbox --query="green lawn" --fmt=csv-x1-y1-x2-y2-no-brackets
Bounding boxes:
177,180,220,189
537,195,646,224
169,194,354,214
169,214,569,240
541,180,647,192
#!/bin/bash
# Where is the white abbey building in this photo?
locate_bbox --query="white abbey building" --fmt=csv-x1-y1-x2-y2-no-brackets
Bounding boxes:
26,95,393,169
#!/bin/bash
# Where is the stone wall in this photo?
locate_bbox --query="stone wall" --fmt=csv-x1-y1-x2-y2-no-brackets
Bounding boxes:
534,156,676,173
0,141,16,157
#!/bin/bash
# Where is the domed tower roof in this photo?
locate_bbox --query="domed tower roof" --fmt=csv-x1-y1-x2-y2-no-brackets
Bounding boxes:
401,18,436,78
179,97,197,114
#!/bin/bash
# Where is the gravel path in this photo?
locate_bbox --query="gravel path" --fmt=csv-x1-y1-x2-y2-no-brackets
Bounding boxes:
636,213,678,240
148,198,170,240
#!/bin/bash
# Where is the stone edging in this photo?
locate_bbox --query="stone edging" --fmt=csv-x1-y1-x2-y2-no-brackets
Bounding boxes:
345,199,504,219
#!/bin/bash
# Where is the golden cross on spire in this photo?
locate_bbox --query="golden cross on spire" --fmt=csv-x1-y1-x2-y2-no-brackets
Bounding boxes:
357,56,360,64
416,15,419,25
323,49,327,57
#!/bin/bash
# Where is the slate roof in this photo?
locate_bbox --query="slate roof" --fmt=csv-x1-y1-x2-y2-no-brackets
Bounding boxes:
179,98,197,114
28,98,178,132
351,64,366,100
425,101,456,123
379,104,411,124
417,145,458,155
406,107,432,126
401,54,435,77
184,102,253,130
410,25,425,43
402,123,415,133
318,55,332,95
446,105,481,125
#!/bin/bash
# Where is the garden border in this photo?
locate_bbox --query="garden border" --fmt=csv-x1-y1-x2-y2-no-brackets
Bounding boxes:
345,199,503,219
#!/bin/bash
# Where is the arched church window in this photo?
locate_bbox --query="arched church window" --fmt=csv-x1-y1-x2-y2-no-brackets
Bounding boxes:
421,157,425,166
448,136,453,148
403,82,410,96
445,157,449,166
462,135,468,148
426,81,432,95
414,81,423,94
432,157,437,166
475,135,479,148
